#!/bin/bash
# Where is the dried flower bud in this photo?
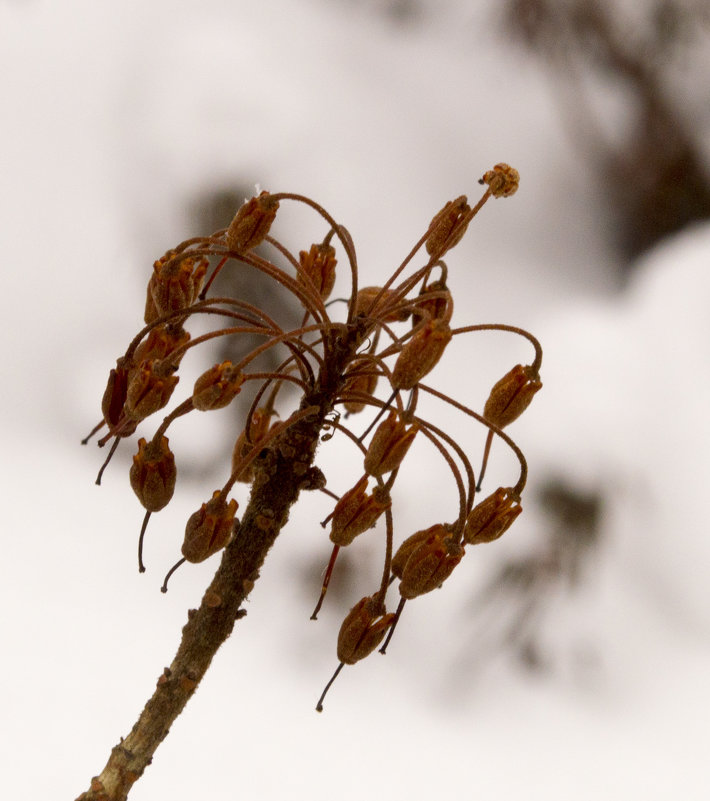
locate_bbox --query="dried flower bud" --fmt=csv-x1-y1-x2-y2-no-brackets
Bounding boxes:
146,254,208,324
225,191,279,253
412,279,453,326
133,324,190,368
391,319,452,390
144,283,159,326
182,490,238,563
129,435,177,512
330,477,391,547
336,595,395,665
354,286,411,323
425,195,471,259
483,364,541,429
464,486,521,545
479,163,520,198
101,360,131,429
298,242,337,300
192,361,245,411
364,412,418,476
124,360,179,422
231,407,275,483
390,526,433,579
341,359,378,414
394,524,464,600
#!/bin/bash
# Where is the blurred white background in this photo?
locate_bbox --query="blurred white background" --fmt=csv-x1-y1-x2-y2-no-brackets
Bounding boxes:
2,1,709,799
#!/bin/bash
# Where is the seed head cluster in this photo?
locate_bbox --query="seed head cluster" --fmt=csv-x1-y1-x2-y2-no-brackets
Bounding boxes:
84,162,541,710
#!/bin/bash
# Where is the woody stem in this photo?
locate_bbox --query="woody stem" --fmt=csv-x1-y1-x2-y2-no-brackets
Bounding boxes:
75,397,333,801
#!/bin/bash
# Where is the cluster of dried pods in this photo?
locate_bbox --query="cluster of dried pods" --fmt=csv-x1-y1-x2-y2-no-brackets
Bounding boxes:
84,163,542,711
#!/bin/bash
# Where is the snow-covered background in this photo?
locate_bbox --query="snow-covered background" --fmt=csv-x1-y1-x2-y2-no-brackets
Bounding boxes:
2,1,709,799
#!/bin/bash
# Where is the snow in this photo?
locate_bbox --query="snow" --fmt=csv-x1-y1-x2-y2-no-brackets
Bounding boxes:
526,223,710,632
1,1,708,799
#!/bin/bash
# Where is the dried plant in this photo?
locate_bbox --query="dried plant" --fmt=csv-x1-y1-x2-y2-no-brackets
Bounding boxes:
77,163,542,801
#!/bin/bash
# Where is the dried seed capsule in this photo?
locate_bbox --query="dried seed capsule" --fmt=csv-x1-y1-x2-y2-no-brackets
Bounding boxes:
341,359,378,414
391,319,452,390
101,359,131,429
192,361,245,411
391,526,435,580
298,242,337,300
336,595,395,665
133,324,190,368
129,435,177,512
479,163,520,198
395,524,464,600
225,190,279,253
464,487,521,545
354,286,411,323
231,407,275,483
330,477,391,547
146,254,208,324
363,412,418,477
182,490,238,563
124,360,179,422
425,195,471,259
144,282,159,325
412,279,453,326
483,364,541,429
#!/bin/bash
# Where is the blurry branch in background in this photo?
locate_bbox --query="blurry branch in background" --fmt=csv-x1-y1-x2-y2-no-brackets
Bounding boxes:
76,164,544,800
460,0,710,676
462,480,602,673
503,0,710,268
339,0,423,25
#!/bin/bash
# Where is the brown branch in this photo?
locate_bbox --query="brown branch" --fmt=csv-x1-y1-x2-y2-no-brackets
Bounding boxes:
75,401,329,801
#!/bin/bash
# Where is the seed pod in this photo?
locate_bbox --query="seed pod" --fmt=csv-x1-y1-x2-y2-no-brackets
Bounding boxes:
129,435,177,512
231,407,275,483
124,360,179,422
483,364,541,429
298,242,337,300
391,526,435,580
363,412,418,477
412,281,454,326
341,359,378,414
412,279,453,326
479,163,520,198
336,595,395,665
395,524,464,600
225,191,279,253
391,319,452,390
133,324,190,368
182,490,238,563
101,359,131,429
144,282,159,325
354,286,411,323
192,361,245,411
330,477,391,547
146,254,208,324
464,487,521,545
425,195,471,259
